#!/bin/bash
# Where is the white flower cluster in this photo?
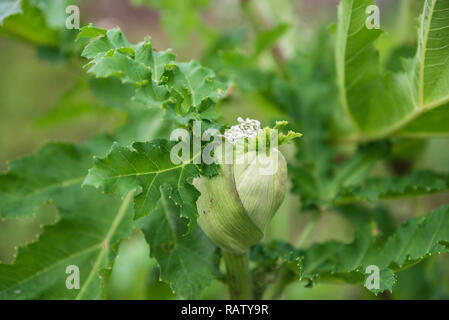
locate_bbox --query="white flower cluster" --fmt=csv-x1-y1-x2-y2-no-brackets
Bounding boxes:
223,117,262,144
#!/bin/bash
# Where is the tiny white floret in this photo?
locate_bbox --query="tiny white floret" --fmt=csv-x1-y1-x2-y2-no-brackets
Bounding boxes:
224,117,262,144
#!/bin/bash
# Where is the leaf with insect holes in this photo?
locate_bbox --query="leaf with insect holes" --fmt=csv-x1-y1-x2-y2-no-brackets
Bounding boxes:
137,185,218,299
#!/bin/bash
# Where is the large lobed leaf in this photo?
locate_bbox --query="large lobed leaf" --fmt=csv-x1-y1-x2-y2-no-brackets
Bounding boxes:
336,0,449,139
0,137,217,299
79,25,226,119
253,204,449,294
0,23,226,301
137,185,218,299
0,139,111,219
336,0,415,138
0,117,216,299
0,188,134,299
83,140,202,227
0,136,135,299
400,0,449,135
335,170,449,204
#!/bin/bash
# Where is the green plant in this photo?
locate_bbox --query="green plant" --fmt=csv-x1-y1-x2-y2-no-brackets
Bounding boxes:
1,0,449,300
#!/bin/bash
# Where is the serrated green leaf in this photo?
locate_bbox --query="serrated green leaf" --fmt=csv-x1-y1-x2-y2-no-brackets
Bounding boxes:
81,27,131,60
136,185,217,299
0,136,135,299
254,205,449,294
336,204,397,242
0,187,134,299
251,241,303,276
306,205,449,293
335,170,449,204
114,107,178,144
83,140,202,227
163,61,226,114
81,27,175,86
80,26,225,119
0,95,178,220
0,142,102,219
76,24,106,41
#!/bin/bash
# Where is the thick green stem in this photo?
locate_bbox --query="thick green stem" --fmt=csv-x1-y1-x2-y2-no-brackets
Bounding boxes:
270,268,292,300
296,213,320,248
223,251,253,299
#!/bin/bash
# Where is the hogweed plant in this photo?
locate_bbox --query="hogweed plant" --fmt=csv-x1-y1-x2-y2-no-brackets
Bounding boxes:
0,0,449,300
194,119,300,299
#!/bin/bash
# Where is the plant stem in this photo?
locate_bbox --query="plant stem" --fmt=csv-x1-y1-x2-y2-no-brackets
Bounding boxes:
296,213,320,248
222,251,253,299
270,268,292,300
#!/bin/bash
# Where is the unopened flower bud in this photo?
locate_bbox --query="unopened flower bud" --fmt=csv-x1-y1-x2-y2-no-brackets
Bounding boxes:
194,119,301,254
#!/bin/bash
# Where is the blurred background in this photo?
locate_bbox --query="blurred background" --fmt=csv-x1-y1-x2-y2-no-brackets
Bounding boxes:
1,0,448,299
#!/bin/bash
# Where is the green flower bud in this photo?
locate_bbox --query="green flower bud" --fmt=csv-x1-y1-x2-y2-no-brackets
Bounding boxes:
194,119,301,254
